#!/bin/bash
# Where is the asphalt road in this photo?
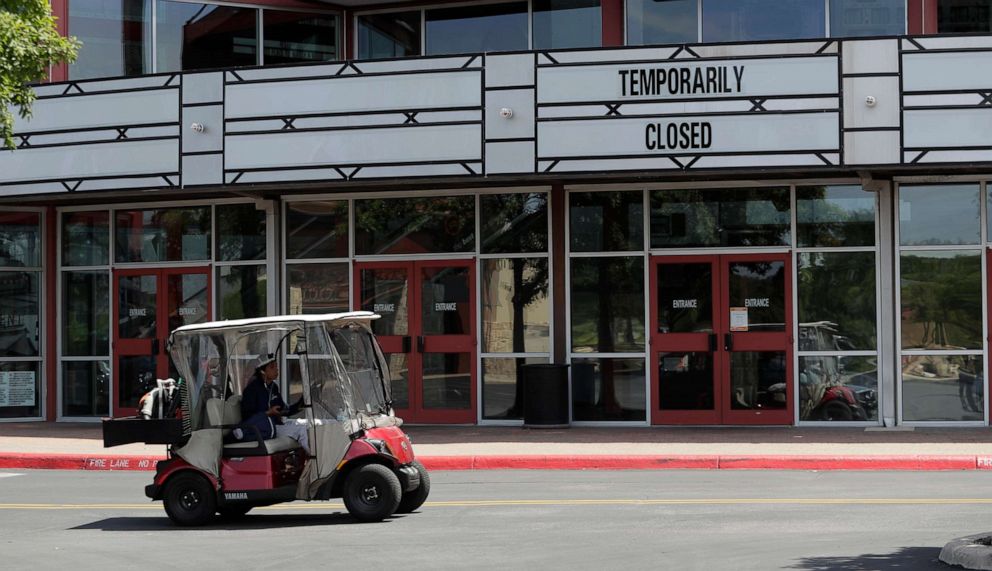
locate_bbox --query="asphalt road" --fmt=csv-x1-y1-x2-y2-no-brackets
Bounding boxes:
1,469,990,570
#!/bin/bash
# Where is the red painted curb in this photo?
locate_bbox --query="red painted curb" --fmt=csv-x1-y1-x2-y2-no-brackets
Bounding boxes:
0,453,990,472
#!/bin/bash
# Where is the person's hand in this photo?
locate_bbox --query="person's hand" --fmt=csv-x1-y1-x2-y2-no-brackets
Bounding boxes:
267,404,283,417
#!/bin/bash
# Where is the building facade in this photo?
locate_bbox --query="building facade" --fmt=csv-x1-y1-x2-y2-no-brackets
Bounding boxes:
2,0,992,426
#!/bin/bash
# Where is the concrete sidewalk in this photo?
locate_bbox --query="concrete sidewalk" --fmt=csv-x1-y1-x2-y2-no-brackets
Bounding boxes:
3,422,992,471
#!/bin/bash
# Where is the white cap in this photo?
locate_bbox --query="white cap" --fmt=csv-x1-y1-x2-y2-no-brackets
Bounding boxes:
256,353,276,371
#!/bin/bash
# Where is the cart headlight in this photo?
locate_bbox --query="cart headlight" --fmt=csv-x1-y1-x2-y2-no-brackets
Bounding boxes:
366,438,392,456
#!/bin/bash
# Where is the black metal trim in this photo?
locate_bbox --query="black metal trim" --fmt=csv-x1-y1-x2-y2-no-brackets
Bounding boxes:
224,105,481,123
485,84,535,91
536,108,838,122
0,171,180,187
6,135,179,151
537,92,839,107
36,84,178,101
226,120,480,137
223,158,483,173
182,101,224,108
224,66,480,86
842,72,900,78
485,137,536,143
843,126,901,132
181,150,224,157
13,121,178,138
536,52,838,69
537,149,839,162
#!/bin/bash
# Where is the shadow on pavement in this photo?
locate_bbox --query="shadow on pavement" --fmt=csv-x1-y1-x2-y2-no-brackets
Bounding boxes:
787,546,947,570
69,512,399,531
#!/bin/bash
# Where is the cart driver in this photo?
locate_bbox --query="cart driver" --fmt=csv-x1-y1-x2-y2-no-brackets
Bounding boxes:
231,353,310,454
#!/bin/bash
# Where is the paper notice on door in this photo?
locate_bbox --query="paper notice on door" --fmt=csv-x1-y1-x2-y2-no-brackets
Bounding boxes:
0,371,35,407
729,307,748,332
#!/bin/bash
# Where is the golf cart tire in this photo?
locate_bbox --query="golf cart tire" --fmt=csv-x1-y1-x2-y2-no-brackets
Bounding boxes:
217,506,252,519
343,463,402,522
396,460,431,514
163,472,217,526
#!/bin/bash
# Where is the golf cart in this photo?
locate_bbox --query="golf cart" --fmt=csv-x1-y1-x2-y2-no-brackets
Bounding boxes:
102,312,429,525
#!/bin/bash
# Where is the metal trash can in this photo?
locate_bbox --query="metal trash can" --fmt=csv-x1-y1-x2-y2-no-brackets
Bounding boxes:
522,364,569,428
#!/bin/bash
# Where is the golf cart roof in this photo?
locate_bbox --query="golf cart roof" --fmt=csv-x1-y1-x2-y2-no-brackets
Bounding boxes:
171,311,380,334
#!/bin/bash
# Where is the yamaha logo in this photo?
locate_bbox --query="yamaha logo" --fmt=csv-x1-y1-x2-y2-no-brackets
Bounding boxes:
225,492,248,500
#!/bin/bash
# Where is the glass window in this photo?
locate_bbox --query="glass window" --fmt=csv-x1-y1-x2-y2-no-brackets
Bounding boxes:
355,197,475,255
63,271,110,356
626,0,698,45
69,0,151,79
217,265,267,320
357,12,422,59
0,272,40,357
421,266,471,336
650,188,791,248
570,257,644,352
656,262,713,334
797,186,875,248
61,360,110,417
729,351,787,410
482,258,550,353
285,201,348,259
0,361,41,419
62,211,109,266
702,0,825,42
902,354,983,421
480,193,548,254
216,203,265,262
0,212,40,267
900,251,982,350
115,207,211,263
482,356,548,420
900,184,981,246
571,357,646,421
533,0,602,50
422,353,472,410
287,263,349,314
727,260,786,332
156,1,258,72
570,191,643,252
798,252,877,351
263,10,337,65
938,0,992,33
829,0,906,37
799,356,878,421
425,3,528,55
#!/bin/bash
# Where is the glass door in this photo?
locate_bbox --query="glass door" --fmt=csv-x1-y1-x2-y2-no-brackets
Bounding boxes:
650,253,792,425
720,253,792,425
113,267,210,416
355,260,476,423
650,256,721,424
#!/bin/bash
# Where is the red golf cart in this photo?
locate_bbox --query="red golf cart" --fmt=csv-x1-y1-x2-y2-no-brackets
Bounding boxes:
103,312,429,525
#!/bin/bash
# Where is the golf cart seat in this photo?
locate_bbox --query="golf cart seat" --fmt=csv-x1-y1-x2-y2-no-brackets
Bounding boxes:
205,395,302,457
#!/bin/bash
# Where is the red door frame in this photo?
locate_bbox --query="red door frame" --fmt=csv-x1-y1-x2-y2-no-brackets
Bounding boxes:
112,266,211,417
650,255,722,425
650,253,793,425
719,253,794,426
353,259,477,424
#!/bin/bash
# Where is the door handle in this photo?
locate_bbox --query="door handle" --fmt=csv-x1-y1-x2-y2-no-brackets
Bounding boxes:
401,336,412,353
708,333,717,352
724,333,733,352
151,338,160,355
416,336,425,353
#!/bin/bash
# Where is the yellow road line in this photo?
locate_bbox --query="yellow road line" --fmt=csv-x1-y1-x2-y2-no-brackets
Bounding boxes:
2,498,992,510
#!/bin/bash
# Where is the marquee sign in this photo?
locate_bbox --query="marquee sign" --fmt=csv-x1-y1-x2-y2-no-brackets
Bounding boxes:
535,46,841,173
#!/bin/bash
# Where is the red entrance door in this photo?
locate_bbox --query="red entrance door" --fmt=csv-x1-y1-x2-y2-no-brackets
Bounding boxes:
650,254,793,425
355,260,476,424
113,267,211,416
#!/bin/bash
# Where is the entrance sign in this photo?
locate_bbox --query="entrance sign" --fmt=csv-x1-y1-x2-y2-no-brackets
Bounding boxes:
730,307,749,332
0,371,35,407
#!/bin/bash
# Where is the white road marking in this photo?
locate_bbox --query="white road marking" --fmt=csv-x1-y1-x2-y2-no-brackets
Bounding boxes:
0,473,23,479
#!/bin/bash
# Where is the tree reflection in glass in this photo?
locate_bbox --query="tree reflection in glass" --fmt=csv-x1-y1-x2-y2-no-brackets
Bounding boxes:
900,251,982,350
798,252,877,351
570,257,644,353
355,196,474,255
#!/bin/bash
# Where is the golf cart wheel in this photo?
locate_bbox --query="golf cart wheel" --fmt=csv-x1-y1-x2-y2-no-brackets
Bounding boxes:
163,473,217,526
343,464,402,523
217,506,252,519
396,460,431,514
